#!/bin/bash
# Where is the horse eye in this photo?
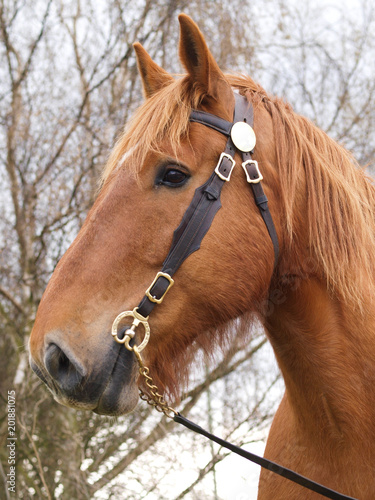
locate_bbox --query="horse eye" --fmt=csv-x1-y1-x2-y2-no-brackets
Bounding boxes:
161,168,188,187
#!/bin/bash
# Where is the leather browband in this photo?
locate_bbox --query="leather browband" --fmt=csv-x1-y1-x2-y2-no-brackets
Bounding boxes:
136,93,279,320
190,109,233,135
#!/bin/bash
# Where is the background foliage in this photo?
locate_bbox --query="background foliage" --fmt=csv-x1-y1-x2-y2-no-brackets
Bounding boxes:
1,0,374,498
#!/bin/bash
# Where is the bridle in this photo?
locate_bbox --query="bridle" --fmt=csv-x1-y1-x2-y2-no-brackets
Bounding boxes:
111,94,357,500
111,93,279,347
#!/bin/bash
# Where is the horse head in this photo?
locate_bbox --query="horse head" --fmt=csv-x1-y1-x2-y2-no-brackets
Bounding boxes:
29,15,287,416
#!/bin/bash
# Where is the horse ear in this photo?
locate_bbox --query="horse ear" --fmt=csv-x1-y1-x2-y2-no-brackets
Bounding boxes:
133,42,174,98
178,14,233,105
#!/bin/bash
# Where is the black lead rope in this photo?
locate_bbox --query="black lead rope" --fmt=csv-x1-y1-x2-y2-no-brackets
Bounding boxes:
174,414,358,500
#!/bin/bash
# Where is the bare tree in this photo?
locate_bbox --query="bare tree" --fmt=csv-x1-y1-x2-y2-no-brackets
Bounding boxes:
1,0,374,499
254,0,375,169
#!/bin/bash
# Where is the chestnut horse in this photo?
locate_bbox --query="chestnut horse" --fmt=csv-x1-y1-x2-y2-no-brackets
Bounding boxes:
29,14,375,499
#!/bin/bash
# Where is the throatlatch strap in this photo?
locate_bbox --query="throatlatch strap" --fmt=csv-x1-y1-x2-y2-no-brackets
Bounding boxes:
174,414,358,500
232,94,279,263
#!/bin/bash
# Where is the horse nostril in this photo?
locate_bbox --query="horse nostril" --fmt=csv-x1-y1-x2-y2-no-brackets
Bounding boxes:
45,343,85,393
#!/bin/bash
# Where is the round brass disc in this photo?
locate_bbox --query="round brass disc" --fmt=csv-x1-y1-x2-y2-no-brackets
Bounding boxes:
230,121,256,152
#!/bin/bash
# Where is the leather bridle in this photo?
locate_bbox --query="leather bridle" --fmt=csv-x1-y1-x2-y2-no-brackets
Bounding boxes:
138,93,279,318
111,94,357,500
112,93,278,341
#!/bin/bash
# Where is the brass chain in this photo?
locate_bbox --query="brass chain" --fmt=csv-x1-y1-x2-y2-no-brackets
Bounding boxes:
111,307,178,418
133,346,178,419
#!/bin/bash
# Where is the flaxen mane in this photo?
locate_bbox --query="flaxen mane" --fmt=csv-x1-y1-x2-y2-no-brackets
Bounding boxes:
103,73,375,313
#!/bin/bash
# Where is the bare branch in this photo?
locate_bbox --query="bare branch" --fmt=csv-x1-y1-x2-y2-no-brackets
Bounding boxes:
14,0,52,90
0,285,24,314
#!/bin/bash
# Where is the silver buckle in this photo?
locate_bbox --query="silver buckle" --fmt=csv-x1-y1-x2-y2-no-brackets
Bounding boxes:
242,160,263,184
215,153,236,181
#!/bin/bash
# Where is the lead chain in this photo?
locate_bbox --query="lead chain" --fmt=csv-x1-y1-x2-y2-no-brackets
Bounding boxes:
133,346,178,419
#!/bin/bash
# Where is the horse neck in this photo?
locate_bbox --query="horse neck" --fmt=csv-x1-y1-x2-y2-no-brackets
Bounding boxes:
264,276,375,448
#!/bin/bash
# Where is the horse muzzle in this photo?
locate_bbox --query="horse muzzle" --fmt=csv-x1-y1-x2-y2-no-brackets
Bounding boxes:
29,333,139,416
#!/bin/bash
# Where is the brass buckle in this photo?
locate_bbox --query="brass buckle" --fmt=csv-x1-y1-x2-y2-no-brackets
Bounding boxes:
111,307,150,351
145,272,174,304
215,153,236,181
242,159,263,184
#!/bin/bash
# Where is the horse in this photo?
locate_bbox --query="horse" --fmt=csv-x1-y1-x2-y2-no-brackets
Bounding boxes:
29,14,375,499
